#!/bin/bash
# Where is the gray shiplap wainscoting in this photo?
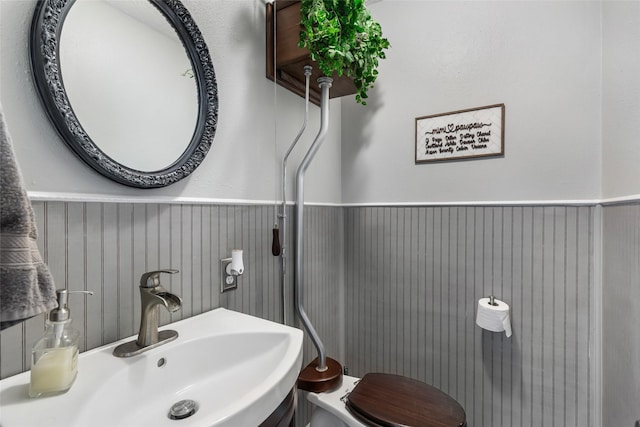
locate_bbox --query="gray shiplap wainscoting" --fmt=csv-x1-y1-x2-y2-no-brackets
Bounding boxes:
0,202,287,378
344,205,596,427
602,202,640,427
0,201,342,427
1,201,605,427
295,205,345,424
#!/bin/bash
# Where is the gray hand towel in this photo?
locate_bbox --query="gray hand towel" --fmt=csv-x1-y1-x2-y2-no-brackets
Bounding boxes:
1,103,57,330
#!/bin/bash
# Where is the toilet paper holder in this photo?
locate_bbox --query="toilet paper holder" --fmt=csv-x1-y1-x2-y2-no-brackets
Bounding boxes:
477,295,512,337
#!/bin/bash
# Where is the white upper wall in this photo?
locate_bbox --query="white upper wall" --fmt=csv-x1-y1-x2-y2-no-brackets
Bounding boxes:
342,1,604,204
0,0,342,204
601,0,640,200
2,0,637,205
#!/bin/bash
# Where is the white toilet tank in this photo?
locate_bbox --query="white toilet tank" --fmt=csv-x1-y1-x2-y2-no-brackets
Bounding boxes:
309,406,351,427
306,375,366,427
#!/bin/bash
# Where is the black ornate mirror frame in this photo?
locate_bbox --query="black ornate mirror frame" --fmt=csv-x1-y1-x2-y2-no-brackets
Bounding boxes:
30,0,218,188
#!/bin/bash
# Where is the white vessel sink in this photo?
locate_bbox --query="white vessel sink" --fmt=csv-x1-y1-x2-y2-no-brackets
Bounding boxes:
0,308,303,426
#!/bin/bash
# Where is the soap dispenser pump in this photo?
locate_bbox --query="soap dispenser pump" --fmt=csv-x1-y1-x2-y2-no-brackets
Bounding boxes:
29,289,93,398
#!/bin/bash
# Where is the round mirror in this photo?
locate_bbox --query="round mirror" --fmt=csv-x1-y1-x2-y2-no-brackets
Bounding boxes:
30,0,218,188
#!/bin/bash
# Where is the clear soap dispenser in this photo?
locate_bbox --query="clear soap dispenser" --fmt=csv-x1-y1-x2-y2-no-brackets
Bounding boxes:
29,289,93,398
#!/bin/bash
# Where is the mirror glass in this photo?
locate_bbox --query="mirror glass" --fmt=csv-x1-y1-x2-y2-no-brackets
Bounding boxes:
30,0,218,188
60,0,198,172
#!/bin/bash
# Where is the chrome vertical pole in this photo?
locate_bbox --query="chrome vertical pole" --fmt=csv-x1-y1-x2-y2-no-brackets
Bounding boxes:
280,65,312,326
294,77,332,371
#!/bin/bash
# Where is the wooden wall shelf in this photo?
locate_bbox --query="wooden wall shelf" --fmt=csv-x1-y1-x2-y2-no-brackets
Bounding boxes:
266,0,357,106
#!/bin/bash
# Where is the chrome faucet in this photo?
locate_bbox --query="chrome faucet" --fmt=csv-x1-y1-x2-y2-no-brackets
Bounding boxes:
113,269,182,357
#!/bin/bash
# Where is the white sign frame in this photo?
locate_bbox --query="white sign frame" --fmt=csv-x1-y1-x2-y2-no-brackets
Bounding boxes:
415,104,505,163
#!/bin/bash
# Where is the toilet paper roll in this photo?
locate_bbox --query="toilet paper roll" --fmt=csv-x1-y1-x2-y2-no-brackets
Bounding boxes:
476,297,512,337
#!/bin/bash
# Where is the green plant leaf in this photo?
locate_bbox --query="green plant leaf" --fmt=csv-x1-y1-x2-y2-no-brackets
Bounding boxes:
298,0,389,105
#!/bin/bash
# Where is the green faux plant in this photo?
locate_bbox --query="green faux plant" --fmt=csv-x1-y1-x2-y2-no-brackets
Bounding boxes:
298,0,390,105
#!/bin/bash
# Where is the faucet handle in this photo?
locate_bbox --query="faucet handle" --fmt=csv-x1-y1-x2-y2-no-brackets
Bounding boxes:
140,269,179,288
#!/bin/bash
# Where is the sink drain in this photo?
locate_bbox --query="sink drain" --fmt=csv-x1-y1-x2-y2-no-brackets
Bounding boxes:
168,399,198,420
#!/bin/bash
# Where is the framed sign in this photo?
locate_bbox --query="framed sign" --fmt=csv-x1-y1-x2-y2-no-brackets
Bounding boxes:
415,104,505,163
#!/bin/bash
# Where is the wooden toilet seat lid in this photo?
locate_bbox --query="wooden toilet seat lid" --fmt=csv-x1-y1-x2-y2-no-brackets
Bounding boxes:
345,373,466,427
